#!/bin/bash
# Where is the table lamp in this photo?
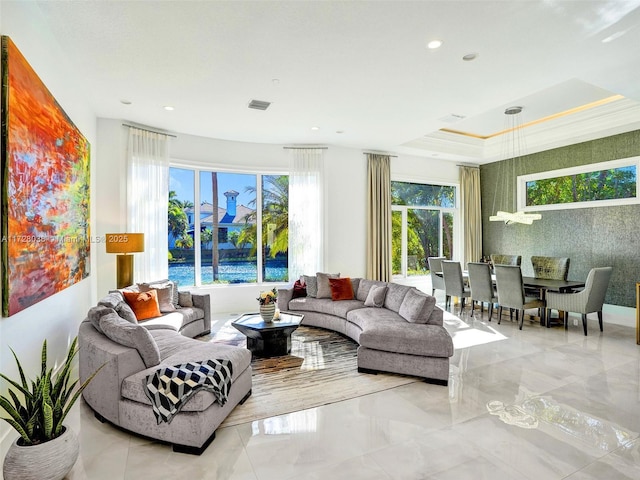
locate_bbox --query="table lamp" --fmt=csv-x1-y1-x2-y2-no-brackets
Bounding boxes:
105,233,145,288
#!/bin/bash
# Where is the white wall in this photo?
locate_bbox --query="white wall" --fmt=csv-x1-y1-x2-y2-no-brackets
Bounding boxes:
0,2,98,441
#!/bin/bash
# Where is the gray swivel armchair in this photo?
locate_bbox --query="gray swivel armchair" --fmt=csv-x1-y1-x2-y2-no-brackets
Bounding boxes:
467,262,498,319
545,267,613,335
490,254,522,267
441,260,471,312
428,256,446,297
495,265,545,330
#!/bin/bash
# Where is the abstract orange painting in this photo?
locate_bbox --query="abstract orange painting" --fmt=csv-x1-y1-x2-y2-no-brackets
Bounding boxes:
1,36,90,316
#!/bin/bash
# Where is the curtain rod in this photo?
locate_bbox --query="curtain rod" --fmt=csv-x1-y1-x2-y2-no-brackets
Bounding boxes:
122,123,177,138
283,146,328,149
363,152,398,158
456,164,480,168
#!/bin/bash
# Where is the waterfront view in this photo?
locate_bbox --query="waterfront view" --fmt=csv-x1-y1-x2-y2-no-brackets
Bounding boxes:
169,261,288,286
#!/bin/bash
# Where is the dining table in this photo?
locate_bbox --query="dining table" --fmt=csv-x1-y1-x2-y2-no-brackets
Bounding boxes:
521,276,585,326
436,270,586,326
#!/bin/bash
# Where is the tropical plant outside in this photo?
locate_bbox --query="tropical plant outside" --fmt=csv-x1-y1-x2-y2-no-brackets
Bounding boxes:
392,181,456,276
0,337,103,446
526,165,636,206
168,190,192,249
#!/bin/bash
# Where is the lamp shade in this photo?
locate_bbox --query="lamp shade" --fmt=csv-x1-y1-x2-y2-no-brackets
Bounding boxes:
105,233,145,254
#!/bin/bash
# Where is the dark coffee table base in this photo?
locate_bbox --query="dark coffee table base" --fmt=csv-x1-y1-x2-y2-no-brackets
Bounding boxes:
244,326,298,357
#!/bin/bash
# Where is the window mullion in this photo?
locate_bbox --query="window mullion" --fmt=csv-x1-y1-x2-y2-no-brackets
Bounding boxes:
194,169,202,286
256,174,263,283
401,208,408,277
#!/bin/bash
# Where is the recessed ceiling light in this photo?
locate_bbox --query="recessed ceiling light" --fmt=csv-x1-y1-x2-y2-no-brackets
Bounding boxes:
336,130,344,134
427,40,443,49
311,126,320,131
462,53,478,61
120,99,132,105
163,105,175,111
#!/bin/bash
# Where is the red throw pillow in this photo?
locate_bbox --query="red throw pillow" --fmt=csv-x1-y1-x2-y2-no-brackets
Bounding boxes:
292,279,307,299
122,290,162,321
329,277,354,301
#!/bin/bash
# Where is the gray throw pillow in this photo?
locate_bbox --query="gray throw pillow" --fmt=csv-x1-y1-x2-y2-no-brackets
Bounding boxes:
138,279,179,309
87,305,116,334
99,293,137,324
398,288,436,324
178,291,193,307
98,292,124,310
139,284,176,313
303,275,318,297
316,272,340,299
356,279,385,302
99,313,161,368
364,285,387,307
115,301,138,324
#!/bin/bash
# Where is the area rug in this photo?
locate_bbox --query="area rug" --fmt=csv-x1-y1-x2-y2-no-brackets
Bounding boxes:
201,321,420,427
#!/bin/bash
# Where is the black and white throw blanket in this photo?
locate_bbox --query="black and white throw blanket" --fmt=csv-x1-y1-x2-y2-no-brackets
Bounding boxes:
144,359,233,424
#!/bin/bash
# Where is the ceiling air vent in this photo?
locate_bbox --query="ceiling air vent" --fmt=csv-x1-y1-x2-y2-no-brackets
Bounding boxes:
248,99,271,111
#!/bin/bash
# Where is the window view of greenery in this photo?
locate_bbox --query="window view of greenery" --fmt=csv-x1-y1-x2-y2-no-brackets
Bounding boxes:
168,167,288,286
261,175,289,282
168,168,195,286
526,165,637,207
391,181,456,276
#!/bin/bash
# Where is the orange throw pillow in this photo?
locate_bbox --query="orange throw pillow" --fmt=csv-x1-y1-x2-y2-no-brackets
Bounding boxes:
122,290,162,321
329,277,354,301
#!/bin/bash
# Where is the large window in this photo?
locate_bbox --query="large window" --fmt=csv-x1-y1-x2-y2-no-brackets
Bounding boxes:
391,181,457,277
518,157,639,212
168,167,288,286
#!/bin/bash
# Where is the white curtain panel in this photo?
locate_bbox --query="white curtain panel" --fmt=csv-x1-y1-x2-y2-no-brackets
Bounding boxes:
288,148,325,281
127,127,170,282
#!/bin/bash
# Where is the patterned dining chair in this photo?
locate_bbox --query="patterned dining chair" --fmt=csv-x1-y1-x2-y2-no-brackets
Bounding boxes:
428,256,447,297
490,254,522,267
441,260,471,312
530,256,570,280
495,265,545,330
467,262,498,319
545,267,613,335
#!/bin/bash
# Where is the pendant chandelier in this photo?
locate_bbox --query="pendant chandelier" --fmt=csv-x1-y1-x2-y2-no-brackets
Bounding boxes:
489,106,541,225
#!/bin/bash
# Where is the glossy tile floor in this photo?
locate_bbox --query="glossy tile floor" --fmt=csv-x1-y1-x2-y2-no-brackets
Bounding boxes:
3,302,639,480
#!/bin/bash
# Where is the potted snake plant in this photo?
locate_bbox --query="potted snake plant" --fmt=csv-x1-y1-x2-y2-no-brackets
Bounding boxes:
0,337,103,480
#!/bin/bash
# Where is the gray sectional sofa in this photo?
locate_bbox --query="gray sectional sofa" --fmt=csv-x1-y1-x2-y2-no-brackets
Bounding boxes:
79,285,252,454
278,277,454,385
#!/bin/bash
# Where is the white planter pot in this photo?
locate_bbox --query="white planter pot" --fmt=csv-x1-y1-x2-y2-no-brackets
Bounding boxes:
3,426,80,480
260,303,276,322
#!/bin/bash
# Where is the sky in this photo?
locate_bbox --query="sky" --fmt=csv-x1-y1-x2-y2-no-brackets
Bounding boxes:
170,167,257,208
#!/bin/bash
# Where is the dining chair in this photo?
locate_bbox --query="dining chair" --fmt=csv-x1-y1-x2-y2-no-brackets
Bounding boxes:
467,262,498,319
428,256,447,297
494,265,545,330
545,267,613,335
529,256,571,319
530,256,570,280
441,260,471,312
490,254,522,267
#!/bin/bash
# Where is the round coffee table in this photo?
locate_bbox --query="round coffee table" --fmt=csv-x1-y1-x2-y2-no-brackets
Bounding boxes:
232,312,304,358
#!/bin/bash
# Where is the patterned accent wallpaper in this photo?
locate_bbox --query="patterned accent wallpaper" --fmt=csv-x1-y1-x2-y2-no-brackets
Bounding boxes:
480,130,640,307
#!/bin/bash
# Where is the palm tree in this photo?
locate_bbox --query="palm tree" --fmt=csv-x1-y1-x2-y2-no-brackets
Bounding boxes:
168,190,189,242
241,175,288,258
